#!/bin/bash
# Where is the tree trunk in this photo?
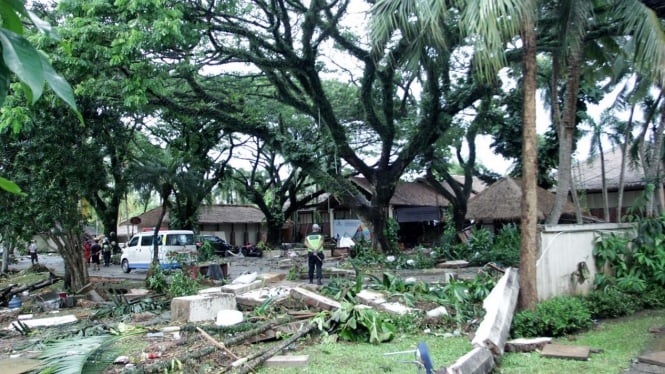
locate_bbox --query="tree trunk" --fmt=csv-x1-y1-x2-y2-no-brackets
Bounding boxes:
645,109,665,216
519,10,538,311
50,232,88,292
569,166,584,224
617,105,636,223
599,140,610,222
547,47,584,225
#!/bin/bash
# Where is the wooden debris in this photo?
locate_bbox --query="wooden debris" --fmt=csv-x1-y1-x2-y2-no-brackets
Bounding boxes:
245,321,307,343
234,322,317,374
540,344,590,361
196,327,240,360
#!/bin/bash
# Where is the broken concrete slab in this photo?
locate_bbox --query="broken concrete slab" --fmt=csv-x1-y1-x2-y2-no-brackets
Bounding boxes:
504,337,552,353
377,301,417,316
171,293,237,323
471,268,519,357
216,310,244,327
258,272,286,284
356,289,417,315
221,280,263,295
540,344,590,361
356,289,387,305
8,314,78,330
232,272,258,284
447,346,494,374
236,287,291,309
638,351,665,367
436,260,469,269
289,287,340,311
264,355,309,368
426,306,449,318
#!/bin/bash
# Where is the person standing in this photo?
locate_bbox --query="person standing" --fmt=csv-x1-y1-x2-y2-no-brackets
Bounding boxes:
304,224,325,285
90,239,101,271
28,240,38,265
102,238,112,267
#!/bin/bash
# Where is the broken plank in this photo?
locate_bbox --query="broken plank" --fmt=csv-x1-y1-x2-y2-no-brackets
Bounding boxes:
540,344,590,361
504,337,552,353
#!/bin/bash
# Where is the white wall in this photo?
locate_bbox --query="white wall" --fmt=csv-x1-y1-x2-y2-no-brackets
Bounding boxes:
537,223,635,301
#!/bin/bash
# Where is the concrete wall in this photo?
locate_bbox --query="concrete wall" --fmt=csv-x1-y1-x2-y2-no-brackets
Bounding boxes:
537,223,635,301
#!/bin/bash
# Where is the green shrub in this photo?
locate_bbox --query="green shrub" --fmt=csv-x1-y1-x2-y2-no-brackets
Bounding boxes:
169,268,201,297
584,289,640,319
511,296,592,338
639,286,665,309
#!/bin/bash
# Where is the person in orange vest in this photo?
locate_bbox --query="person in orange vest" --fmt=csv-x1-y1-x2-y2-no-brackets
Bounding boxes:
304,224,324,285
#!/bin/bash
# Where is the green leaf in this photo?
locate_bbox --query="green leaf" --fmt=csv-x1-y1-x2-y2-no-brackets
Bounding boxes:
0,176,23,194
39,53,81,121
0,28,44,103
0,3,24,35
0,61,9,107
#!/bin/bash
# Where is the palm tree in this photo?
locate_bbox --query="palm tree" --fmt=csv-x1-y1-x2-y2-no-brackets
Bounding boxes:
371,0,540,309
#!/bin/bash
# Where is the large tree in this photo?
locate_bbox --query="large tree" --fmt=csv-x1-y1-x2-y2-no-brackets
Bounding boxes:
159,0,490,253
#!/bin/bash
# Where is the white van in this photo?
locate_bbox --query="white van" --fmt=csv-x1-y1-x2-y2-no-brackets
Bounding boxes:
120,230,197,273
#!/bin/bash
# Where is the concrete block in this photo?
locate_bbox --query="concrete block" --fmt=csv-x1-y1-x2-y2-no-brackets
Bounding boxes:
289,287,341,311
171,293,237,323
264,355,309,368
427,306,449,318
356,289,387,306
447,346,494,374
236,286,291,308
216,310,244,327
221,280,263,295
258,272,286,283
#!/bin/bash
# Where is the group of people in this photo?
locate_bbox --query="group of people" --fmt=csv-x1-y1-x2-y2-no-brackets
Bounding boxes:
83,237,113,270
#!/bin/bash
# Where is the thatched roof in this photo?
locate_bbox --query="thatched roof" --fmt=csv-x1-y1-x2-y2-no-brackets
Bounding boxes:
119,205,265,227
350,176,485,207
574,148,646,192
466,177,576,222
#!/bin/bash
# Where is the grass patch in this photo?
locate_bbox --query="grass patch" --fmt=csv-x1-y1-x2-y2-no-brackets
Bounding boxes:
256,334,471,373
497,309,665,373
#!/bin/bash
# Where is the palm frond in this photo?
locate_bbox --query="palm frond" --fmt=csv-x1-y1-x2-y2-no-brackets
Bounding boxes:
614,0,665,86
38,335,114,374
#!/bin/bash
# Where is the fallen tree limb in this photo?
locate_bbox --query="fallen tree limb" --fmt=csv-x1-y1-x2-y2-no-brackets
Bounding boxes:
235,322,317,374
2,275,62,305
222,316,291,347
196,327,240,360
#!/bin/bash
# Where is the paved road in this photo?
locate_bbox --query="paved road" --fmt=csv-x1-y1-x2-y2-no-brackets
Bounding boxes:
9,252,295,282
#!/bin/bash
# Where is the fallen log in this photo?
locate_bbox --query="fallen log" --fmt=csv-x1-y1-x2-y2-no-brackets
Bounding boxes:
222,316,291,347
2,274,62,305
235,322,317,374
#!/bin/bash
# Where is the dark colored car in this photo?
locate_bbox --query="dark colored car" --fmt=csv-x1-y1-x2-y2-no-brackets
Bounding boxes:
195,235,235,257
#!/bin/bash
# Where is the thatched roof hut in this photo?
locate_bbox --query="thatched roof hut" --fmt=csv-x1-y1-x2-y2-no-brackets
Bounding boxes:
466,177,577,223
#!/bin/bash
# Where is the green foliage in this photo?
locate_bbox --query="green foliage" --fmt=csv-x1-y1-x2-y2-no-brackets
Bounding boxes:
168,268,201,297
511,296,592,338
383,218,400,254
639,286,665,309
330,302,396,344
197,241,213,262
593,211,665,294
436,224,520,267
145,264,167,294
583,289,640,319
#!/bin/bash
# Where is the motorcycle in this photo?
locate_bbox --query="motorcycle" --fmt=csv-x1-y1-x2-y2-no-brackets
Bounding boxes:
241,243,263,257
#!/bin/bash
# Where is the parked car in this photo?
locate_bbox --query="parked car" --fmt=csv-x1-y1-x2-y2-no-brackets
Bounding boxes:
121,230,197,273
195,235,236,257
